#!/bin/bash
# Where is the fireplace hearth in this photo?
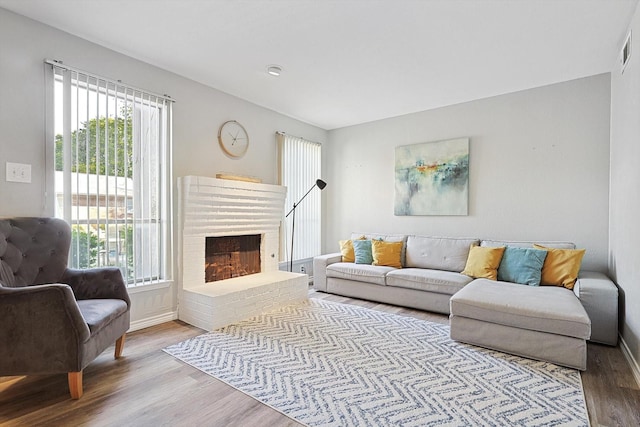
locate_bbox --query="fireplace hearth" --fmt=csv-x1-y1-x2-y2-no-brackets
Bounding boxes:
205,235,261,282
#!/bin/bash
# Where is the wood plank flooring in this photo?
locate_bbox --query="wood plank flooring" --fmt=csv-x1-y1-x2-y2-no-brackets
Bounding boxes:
1,290,639,426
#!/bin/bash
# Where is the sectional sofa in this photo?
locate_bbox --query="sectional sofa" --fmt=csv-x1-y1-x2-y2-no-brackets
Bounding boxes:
313,233,619,370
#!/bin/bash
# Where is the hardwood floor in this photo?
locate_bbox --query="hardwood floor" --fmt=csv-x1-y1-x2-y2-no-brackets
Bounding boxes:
1,291,639,426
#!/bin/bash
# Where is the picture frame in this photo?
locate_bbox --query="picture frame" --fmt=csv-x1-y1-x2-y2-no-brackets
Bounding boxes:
394,138,469,216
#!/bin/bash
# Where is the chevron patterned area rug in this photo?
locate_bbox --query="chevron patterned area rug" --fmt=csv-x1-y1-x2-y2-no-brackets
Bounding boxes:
164,299,589,427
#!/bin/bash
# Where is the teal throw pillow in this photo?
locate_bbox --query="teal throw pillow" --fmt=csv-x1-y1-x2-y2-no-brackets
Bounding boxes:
497,246,548,286
353,239,373,264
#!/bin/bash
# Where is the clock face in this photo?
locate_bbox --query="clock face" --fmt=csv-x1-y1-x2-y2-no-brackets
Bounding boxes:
218,120,249,158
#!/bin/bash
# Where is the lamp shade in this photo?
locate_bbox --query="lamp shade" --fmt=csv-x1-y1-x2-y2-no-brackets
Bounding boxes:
316,179,327,190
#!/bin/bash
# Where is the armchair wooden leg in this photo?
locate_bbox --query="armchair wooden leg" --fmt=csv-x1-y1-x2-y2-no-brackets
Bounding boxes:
68,371,83,399
115,334,126,358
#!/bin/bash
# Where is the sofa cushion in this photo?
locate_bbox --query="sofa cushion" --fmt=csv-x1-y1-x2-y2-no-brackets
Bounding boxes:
339,240,355,263
386,268,473,295
450,279,591,339
372,240,403,268
352,233,408,265
77,299,128,335
534,245,585,290
497,246,548,286
326,263,395,286
461,246,505,280
405,236,479,272
352,239,374,264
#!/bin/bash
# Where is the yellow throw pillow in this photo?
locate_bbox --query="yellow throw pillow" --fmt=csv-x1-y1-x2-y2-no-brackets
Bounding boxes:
339,240,355,263
461,246,505,280
371,240,403,268
533,245,586,290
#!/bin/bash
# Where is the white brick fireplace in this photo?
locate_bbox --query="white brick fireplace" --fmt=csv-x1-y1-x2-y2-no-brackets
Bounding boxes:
178,176,308,330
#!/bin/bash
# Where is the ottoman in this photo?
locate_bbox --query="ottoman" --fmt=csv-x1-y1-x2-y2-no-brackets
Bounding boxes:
449,279,591,370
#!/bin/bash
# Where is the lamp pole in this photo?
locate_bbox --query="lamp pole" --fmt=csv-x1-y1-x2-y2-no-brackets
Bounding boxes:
285,179,327,272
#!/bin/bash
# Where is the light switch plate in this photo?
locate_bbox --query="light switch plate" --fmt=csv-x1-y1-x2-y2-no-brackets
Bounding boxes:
6,162,32,183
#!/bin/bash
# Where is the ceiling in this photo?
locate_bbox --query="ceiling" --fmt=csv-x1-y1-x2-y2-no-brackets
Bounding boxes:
0,0,637,130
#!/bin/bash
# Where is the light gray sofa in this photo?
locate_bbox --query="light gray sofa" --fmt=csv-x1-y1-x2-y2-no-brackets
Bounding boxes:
313,233,619,370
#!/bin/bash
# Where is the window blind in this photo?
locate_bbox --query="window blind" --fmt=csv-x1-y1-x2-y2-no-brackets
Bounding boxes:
48,61,173,287
277,132,322,264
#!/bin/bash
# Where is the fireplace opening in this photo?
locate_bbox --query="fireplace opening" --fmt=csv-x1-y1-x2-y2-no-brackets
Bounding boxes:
205,235,261,282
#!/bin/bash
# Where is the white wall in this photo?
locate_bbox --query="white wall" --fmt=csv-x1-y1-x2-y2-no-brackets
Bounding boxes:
0,8,327,327
610,3,640,380
326,75,611,272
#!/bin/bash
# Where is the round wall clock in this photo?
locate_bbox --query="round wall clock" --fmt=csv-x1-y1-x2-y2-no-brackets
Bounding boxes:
218,120,249,158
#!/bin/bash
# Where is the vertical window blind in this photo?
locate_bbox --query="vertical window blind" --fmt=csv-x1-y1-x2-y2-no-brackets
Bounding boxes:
277,132,322,263
48,61,173,287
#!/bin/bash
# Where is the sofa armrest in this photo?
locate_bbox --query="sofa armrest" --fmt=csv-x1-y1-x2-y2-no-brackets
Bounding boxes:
0,284,91,374
313,253,342,292
62,267,131,308
575,271,618,345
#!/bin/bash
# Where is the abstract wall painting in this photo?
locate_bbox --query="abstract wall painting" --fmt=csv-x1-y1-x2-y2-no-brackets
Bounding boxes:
395,138,469,216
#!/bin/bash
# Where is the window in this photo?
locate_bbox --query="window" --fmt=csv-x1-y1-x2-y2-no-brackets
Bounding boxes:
277,132,322,264
48,61,173,287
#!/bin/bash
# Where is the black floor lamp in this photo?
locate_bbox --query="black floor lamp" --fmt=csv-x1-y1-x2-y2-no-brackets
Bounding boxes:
285,179,327,273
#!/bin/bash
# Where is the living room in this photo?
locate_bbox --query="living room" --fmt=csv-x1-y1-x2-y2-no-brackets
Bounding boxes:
1,0,639,425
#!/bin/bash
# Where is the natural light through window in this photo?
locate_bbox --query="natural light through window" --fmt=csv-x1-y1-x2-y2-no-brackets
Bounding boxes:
49,62,173,287
277,132,322,265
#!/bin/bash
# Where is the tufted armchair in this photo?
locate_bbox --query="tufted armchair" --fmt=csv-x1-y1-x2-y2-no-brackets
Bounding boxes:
0,217,130,399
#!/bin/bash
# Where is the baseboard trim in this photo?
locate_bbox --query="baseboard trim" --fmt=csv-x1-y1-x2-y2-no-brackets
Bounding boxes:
129,311,178,332
619,333,640,388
